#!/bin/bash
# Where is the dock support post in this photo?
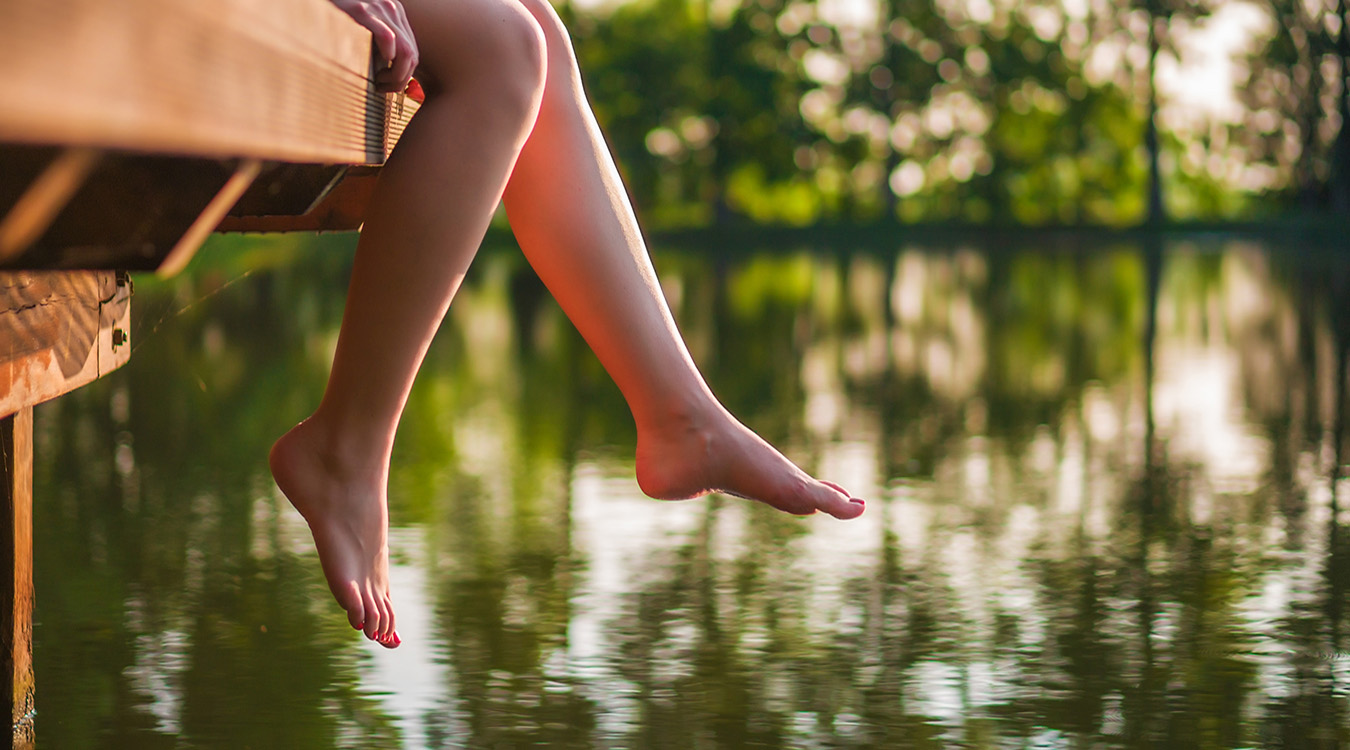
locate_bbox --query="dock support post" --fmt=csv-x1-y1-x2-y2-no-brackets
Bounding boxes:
0,408,33,749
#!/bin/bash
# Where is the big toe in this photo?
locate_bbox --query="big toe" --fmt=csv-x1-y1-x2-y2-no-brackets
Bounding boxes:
338,582,366,630
817,481,865,520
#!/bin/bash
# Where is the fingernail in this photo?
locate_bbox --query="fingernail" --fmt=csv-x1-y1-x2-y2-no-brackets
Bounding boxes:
355,621,364,630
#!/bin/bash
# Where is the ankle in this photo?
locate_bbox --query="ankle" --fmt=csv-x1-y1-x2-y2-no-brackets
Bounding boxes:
282,412,389,482
632,391,724,437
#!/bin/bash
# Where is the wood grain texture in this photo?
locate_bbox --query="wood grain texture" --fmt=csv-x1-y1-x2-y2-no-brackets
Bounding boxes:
0,0,418,165
0,408,34,750
0,272,130,415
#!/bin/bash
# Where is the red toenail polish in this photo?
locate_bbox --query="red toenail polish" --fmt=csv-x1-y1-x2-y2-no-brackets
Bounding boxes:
356,621,364,630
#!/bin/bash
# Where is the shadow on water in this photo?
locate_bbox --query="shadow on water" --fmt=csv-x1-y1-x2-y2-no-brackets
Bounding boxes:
26,232,1350,748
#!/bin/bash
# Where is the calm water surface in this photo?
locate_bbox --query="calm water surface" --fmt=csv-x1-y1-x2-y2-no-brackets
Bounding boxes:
31,236,1350,748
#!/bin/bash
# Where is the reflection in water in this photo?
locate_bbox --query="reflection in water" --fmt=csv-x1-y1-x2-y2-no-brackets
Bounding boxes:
29,236,1350,747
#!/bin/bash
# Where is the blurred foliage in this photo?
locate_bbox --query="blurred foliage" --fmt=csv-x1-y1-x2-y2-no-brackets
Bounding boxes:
565,0,1350,227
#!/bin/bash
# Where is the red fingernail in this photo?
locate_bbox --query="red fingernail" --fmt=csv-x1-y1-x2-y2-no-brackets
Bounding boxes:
406,78,425,103
355,621,364,630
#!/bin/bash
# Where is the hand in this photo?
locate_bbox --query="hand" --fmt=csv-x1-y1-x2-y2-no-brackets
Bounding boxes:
331,0,420,94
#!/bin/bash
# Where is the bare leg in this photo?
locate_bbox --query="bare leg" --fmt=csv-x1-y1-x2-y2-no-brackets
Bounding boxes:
502,0,864,519
272,0,862,644
270,0,548,646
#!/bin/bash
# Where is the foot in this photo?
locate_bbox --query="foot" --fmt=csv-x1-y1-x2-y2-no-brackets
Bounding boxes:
270,418,401,648
634,403,865,519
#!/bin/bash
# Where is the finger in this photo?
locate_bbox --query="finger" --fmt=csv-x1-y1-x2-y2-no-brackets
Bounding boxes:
390,5,418,86
374,67,407,94
391,46,417,93
369,22,398,68
392,0,413,31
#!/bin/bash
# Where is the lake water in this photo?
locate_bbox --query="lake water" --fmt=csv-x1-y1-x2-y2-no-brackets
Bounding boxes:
30,234,1350,748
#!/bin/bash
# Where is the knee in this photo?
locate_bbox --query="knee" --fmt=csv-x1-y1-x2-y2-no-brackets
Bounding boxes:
415,0,547,126
512,0,578,67
481,4,548,121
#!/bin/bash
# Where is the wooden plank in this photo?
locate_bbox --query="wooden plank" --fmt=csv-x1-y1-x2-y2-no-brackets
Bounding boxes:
0,272,130,416
0,0,415,165
0,148,102,262
157,159,263,278
0,150,241,271
218,167,383,234
0,408,34,749
227,164,351,218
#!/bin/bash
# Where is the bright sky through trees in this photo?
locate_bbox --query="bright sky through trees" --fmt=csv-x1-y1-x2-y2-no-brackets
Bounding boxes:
563,0,1347,224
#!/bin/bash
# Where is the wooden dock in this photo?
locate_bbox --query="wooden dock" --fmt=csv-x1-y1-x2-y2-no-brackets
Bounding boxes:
0,0,420,744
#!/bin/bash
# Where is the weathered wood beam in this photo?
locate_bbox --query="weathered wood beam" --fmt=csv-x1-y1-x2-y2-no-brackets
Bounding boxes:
0,0,417,165
0,148,102,263
0,0,420,272
0,407,34,750
0,272,131,416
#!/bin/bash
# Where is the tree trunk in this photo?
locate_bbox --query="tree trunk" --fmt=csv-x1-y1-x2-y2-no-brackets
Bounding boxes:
1145,9,1165,226
1333,0,1350,212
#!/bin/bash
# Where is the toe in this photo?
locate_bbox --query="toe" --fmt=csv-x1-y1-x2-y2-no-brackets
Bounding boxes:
817,481,865,520
362,590,383,640
378,596,396,642
338,582,366,630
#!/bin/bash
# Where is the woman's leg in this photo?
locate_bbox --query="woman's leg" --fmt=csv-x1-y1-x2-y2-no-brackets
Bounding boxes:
270,0,548,645
273,0,863,645
502,0,865,519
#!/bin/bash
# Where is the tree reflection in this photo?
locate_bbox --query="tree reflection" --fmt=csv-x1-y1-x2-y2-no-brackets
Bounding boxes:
28,235,1350,747
33,234,399,748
